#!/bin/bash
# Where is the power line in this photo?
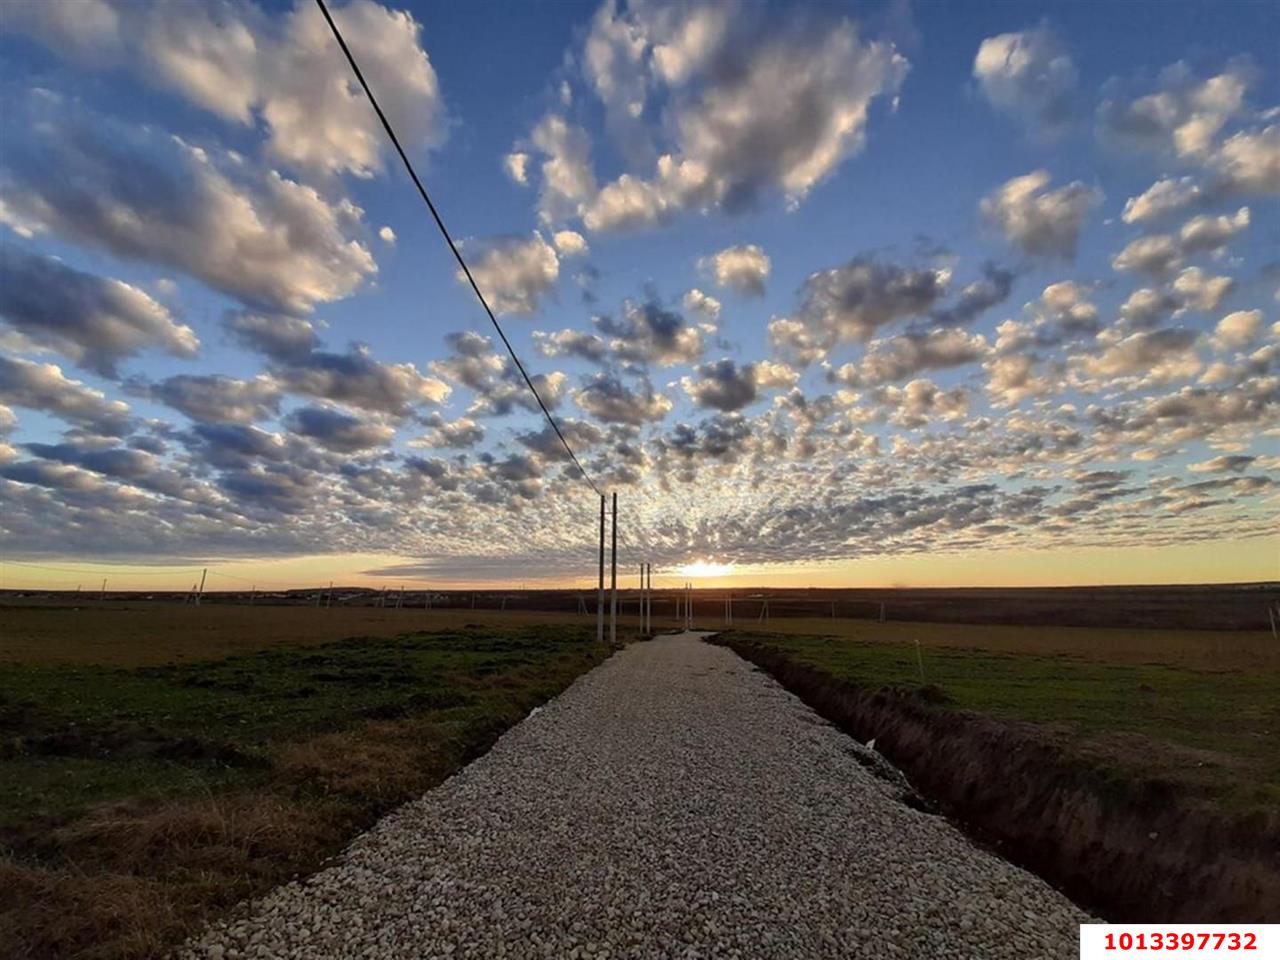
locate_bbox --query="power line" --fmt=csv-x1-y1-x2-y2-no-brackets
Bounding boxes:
312,0,601,499
0,559,201,577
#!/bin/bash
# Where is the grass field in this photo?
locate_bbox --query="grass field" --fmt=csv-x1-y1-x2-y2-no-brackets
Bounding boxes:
0,609,623,960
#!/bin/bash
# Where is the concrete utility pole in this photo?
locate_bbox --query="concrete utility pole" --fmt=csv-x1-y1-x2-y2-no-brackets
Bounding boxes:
610,492,618,645
646,563,652,633
638,564,644,632
99,578,107,602
196,567,207,606
597,494,605,644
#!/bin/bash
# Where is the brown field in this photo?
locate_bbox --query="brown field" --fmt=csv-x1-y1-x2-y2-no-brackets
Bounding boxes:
0,603,640,666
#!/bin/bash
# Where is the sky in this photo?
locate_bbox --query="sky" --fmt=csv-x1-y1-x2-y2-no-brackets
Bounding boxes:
0,0,1277,591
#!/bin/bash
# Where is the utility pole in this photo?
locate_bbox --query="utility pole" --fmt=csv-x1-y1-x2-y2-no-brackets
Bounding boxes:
646,562,652,633
99,578,107,602
610,492,618,645
597,494,605,644
196,567,207,606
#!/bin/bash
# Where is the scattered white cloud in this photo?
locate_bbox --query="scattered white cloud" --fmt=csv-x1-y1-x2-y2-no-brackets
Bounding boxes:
0,243,199,376
0,97,377,315
463,233,561,315
973,24,1078,139
576,1,908,230
552,230,589,257
1,0,448,178
980,170,1101,258
701,244,771,296
504,151,530,185
0,355,132,436
1122,177,1203,223
1214,309,1263,349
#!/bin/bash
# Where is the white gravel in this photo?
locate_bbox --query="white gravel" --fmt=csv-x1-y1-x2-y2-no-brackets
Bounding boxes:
178,632,1089,959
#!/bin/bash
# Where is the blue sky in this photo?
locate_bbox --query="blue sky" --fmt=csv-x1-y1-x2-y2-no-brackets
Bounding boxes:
0,0,1276,589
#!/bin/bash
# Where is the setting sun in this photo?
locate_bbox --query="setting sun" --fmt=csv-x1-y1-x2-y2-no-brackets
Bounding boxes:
677,560,735,578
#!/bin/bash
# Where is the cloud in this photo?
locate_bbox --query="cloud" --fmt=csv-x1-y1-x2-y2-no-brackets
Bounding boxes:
834,328,989,386
1179,206,1250,255
412,413,486,449
223,311,321,362
1038,280,1100,337
680,358,797,412
1188,454,1255,473
552,230,589,257
775,257,949,363
528,115,597,224
700,244,771,296
682,288,722,323
504,152,530,185
1111,234,1183,277
595,299,704,367
1121,177,1203,224
378,226,396,245
0,243,198,376
431,331,566,418
1214,310,1263,349
284,405,394,453
577,1,908,229
0,97,377,315
0,355,131,436
573,373,672,424
1212,124,1280,194
973,24,1078,139
1098,58,1253,161
533,328,609,364
463,233,560,315
929,262,1016,328
871,378,969,427
2,0,447,178
1097,59,1277,199
1170,266,1234,313
1076,328,1201,385
980,170,1101,258
148,374,281,424
984,352,1057,407
275,346,450,416
516,418,604,461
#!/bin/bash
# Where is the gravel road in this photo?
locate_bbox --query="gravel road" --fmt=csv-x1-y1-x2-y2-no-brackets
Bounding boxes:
179,632,1088,959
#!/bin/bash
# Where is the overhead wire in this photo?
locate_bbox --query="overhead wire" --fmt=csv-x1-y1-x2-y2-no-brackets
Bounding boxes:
312,0,601,501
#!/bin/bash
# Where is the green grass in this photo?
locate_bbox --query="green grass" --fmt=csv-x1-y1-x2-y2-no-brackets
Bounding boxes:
0,624,601,832
725,630,1280,809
